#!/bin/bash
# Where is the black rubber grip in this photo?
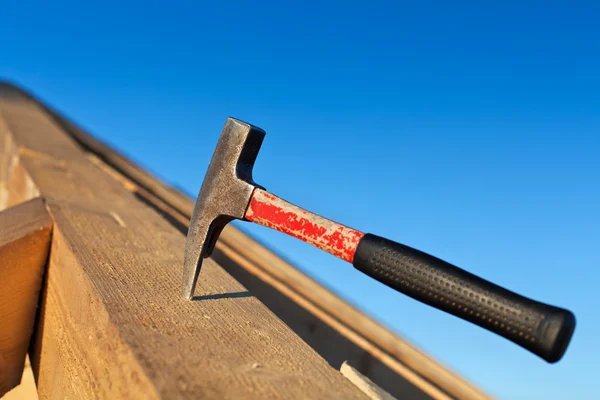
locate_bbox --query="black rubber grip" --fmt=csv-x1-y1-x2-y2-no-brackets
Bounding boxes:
353,234,576,363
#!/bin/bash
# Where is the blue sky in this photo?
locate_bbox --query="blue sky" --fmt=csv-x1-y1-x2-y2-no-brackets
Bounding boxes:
2,1,598,398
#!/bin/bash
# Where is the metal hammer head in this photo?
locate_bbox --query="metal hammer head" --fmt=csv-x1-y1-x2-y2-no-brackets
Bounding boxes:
182,118,265,299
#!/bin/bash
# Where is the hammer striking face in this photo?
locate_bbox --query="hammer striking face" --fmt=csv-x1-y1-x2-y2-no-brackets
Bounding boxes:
183,117,576,364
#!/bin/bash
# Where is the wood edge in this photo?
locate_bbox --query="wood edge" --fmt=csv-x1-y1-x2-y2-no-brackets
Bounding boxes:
1,356,38,400
340,361,396,400
27,224,162,400
0,198,52,397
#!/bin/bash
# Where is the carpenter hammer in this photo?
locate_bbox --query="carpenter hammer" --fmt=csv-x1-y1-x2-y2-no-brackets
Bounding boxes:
183,118,576,363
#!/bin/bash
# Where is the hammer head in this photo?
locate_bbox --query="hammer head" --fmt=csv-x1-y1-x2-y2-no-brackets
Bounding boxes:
182,118,265,299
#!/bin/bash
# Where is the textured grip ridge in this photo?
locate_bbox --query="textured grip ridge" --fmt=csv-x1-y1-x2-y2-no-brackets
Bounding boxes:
353,234,575,363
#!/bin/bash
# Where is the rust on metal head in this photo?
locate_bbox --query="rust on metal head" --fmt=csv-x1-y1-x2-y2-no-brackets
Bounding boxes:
182,118,265,299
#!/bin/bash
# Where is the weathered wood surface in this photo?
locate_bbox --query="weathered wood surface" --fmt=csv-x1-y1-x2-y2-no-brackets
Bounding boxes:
0,84,368,399
43,108,490,399
0,198,52,397
0,81,492,400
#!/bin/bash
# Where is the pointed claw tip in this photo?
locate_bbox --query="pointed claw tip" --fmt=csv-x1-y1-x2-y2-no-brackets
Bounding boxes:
182,253,202,301
182,284,195,301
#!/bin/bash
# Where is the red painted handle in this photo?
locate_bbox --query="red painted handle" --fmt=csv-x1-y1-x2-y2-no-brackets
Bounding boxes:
244,188,364,262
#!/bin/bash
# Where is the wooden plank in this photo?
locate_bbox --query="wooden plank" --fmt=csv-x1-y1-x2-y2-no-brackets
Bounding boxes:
0,87,367,399
2,357,39,400
0,198,52,397
340,361,396,400
1,81,492,399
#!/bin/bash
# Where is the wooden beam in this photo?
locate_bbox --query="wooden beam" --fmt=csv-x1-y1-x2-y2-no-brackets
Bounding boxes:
14,82,490,400
2,356,38,400
0,85,367,399
0,198,52,397
1,81,492,400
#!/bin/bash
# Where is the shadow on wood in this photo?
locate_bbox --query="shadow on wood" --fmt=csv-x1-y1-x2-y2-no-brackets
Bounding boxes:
192,291,254,301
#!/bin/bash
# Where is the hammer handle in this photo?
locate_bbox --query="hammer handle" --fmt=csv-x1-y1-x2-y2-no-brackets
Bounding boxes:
245,188,575,362
353,234,576,363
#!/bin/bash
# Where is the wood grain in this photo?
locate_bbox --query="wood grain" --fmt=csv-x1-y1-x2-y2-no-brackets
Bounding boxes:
0,81,492,400
0,198,52,397
0,86,367,399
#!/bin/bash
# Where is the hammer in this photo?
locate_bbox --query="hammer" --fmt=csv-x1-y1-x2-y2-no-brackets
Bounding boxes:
183,117,576,363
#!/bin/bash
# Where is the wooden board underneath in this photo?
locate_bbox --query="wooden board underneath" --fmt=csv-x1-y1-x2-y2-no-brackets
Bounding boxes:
0,198,52,397
2,357,38,400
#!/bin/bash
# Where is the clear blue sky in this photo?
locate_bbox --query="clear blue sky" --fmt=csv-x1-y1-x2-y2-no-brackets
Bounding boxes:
2,2,598,398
